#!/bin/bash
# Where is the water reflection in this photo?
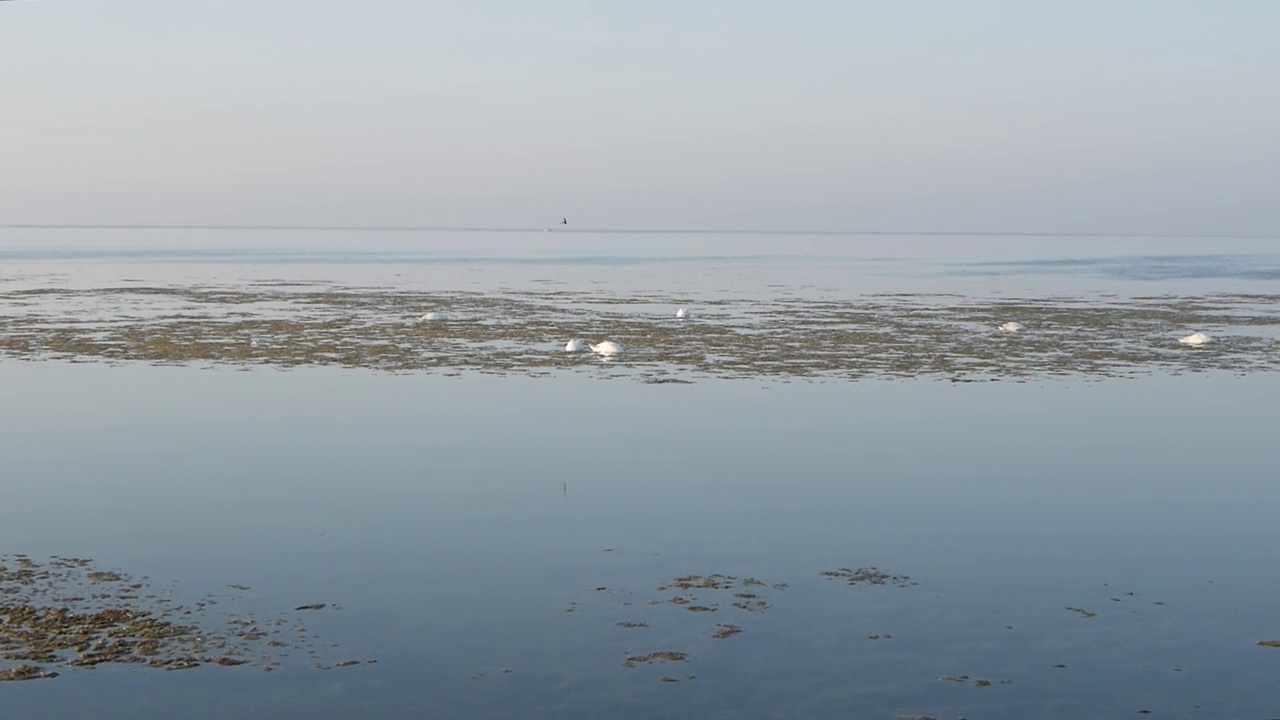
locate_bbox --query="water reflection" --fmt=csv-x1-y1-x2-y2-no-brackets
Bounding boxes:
1,363,1277,718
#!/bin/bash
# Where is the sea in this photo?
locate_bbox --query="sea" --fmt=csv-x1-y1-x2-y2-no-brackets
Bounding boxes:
1,228,1278,719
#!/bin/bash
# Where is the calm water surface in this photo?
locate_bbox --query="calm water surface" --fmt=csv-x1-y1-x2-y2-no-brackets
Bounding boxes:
3,229,1279,297
1,231,1278,718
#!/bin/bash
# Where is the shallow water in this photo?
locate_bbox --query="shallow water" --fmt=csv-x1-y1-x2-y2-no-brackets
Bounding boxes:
1,231,1278,718
4,231,1279,383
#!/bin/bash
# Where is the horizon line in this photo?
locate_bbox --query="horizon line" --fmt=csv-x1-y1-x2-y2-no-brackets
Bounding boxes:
0,223,1276,240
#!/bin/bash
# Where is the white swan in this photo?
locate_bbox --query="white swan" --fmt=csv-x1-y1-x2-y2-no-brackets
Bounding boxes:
1179,331,1211,346
590,341,624,356
564,339,587,352
418,312,450,322
676,307,690,320
998,322,1024,333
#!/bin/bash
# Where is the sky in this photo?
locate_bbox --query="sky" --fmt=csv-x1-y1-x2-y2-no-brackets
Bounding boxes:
2,1,1278,234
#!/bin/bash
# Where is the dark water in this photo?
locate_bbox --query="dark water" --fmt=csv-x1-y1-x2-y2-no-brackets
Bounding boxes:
2,361,1278,719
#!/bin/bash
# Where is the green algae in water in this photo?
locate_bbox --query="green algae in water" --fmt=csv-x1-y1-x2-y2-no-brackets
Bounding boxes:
0,554,364,679
3,286,1278,382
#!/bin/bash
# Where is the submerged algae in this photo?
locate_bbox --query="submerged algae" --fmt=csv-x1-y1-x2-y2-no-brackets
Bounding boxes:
3,286,1278,382
0,554,364,680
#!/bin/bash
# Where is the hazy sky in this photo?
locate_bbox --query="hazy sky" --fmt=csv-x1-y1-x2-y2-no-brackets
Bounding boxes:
3,1,1277,233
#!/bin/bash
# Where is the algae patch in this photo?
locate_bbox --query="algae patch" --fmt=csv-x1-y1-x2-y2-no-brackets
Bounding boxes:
820,567,917,587
0,664,59,682
621,651,688,668
0,554,367,680
4,286,1278,383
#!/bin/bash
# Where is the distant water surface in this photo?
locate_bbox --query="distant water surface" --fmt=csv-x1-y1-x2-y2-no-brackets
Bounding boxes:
2,229,1278,297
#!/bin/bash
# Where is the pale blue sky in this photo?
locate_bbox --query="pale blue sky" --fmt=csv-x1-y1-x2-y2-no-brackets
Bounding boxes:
3,1,1277,233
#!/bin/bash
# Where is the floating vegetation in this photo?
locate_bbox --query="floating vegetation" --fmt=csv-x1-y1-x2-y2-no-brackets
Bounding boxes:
820,567,918,587
2,286,1278,383
937,675,1013,687
0,604,196,668
1257,640,1280,648
565,566,914,681
621,651,688,668
0,554,366,680
1066,607,1099,619
658,575,737,592
731,592,770,612
711,624,742,640
650,574,786,617
0,664,58,682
